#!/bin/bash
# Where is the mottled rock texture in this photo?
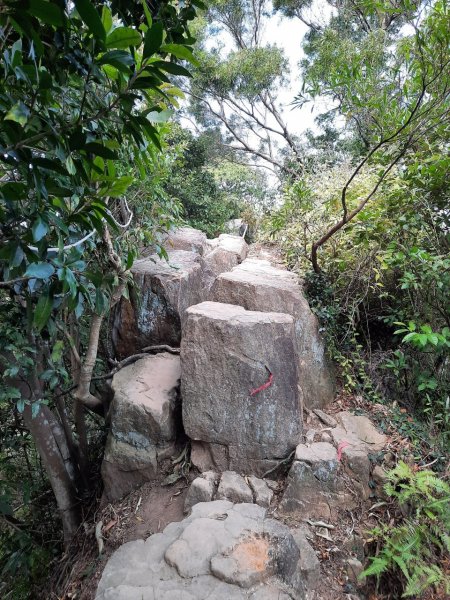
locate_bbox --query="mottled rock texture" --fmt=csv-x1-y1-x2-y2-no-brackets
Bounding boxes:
112,250,205,358
164,226,208,255
211,259,335,409
279,442,355,519
96,501,318,600
102,353,181,502
181,302,302,475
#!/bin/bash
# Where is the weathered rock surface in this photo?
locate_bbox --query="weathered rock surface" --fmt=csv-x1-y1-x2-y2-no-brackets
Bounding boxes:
184,475,217,513
96,501,318,599
331,411,387,452
181,302,302,475
164,226,208,255
112,250,205,358
247,476,274,508
102,353,181,502
211,259,335,409
329,411,387,499
217,234,248,262
217,471,253,504
204,246,239,279
279,442,355,519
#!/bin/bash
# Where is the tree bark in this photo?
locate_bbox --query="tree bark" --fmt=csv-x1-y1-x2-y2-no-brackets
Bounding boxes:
22,403,80,544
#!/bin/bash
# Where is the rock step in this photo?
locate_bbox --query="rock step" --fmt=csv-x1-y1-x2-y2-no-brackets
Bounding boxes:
181,301,302,476
211,258,335,409
95,500,320,600
184,471,274,513
101,352,181,502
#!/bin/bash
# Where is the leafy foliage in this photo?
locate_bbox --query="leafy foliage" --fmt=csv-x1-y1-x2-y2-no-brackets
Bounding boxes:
362,462,450,597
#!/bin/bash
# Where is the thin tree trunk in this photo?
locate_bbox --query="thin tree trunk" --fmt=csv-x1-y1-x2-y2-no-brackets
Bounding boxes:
22,404,80,543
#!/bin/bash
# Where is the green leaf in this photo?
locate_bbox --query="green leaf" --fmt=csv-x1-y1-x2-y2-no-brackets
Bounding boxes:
29,0,64,27
73,0,106,42
97,50,134,72
84,142,118,159
143,22,163,59
32,217,49,242
160,43,199,66
142,0,153,27
151,60,191,77
0,182,26,201
98,175,134,197
34,293,53,331
4,101,30,126
106,27,141,50
25,262,55,279
101,5,113,34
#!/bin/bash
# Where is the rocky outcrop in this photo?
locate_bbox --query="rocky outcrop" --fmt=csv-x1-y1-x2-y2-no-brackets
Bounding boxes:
279,442,355,520
101,353,181,502
164,226,208,255
279,412,387,517
112,228,248,358
112,250,205,358
96,500,320,599
184,471,274,513
211,258,335,409
181,302,302,475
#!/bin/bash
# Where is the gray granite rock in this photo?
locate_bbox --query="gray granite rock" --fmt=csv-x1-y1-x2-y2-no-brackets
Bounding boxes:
164,226,208,255
216,471,253,504
181,302,302,475
211,259,335,409
279,442,355,520
95,501,310,600
101,353,181,502
247,476,274,508
184,476,217,513
112,250,206,358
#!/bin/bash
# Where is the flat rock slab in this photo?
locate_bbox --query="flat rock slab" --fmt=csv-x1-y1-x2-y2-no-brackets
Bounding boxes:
112,250,205,358
181,302,302,475
101,353,181,502
331,411,387,452
164,226,208,255
211,259,335,409
96,500,317,599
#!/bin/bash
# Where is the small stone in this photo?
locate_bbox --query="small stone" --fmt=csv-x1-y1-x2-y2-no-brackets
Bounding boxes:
372,465,388,486
295,442,337,464
305,429,316,444
313,409,337,428
346,558,365,583
216,471,253,503
342,447,370,489
320,431,332,444
184,477,216,513
247,476,274,508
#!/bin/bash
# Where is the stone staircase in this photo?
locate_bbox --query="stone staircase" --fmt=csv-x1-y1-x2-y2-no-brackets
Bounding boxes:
96,227,388,600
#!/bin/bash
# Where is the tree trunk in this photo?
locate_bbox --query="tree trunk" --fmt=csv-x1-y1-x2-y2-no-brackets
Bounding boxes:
22,404,80,544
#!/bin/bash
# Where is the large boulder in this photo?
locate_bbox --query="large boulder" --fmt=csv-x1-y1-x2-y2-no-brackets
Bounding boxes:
216,233,248,262
211,259,335,409
101,353,181,502
111,250,205,358
96,500,318,599
164,226,208,255
181,302,302,475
